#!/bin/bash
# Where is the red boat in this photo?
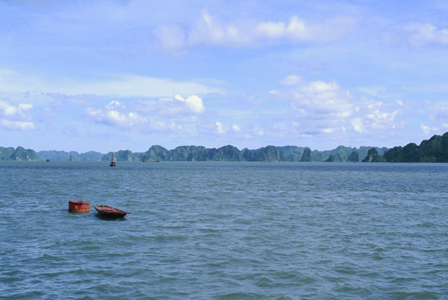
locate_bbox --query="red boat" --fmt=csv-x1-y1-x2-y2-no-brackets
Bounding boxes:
94,205,130,218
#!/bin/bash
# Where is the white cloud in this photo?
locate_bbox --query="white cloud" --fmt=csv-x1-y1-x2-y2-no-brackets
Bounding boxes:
288,80,353,120
0,69,219,98
256,21,286,39
0,99,36,130
173,94,205,113
186,96,205,113
404,23,448,46
364,104,398,130
384,22,448,47
85,106,182,133
0,100,33,118
216,121,226,135
71,75,217,98
351,117,364,133
196,120,265,141
0,120,36,131
85,95,206,132
131,94,205,119
154,10,356,54
281,75,303,87
85,107,147,128
421,123,431,135
274,75,400,137
256,16,356,44
188,10,250,48
105,100,122,110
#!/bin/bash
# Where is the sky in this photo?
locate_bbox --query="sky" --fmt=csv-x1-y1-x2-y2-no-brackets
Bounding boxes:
1,0,448,153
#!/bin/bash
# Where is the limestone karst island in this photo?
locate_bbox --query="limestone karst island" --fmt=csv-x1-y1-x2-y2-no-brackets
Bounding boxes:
2,131,448,163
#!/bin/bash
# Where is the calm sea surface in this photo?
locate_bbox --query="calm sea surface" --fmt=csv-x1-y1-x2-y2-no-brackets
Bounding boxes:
1,161,447,299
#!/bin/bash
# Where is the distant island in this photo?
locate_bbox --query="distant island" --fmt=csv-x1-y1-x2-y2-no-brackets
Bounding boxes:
1,131,448,163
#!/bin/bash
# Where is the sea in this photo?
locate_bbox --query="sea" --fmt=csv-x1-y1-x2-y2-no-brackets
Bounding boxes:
1,161,447,299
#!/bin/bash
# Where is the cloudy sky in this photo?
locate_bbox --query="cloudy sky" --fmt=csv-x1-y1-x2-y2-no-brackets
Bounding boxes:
1,0,448,153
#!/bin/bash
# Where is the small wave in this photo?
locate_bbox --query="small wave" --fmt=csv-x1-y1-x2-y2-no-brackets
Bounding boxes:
216,292,265,299
417,222,435,227
154,235,188,242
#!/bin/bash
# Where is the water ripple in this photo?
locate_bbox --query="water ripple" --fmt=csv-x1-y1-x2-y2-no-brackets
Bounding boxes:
1,161,448,299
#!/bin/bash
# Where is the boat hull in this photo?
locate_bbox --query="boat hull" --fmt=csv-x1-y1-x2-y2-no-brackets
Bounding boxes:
94,205,130,219
69,200,90,213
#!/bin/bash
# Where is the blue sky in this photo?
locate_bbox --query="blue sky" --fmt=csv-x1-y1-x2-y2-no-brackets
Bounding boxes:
1,0,448,153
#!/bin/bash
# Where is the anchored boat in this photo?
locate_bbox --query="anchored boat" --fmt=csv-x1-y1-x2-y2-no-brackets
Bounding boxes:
110,153,116,167
94,205,130,218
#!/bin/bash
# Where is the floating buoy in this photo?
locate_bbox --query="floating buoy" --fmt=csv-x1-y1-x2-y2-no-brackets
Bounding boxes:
68,200,90,214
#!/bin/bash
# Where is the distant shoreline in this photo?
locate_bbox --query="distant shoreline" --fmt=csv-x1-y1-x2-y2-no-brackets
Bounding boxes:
1,131,447,163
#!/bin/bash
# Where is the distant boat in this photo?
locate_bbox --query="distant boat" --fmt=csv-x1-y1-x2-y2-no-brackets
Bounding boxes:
142,160,160,162
94,205,130,218
46,159,50,162
110,153,116,167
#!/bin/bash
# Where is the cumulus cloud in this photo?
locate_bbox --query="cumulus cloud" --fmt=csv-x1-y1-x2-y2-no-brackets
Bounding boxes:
0,120,36,131
129,94,205,122
173,94,205,113
154,10,356,54
0,100,33,118
85,107,148,128
85,106,183,132
0,100,36,130
192,75,399,143
85,94,206,132
273,76,400,137
288,80,353,121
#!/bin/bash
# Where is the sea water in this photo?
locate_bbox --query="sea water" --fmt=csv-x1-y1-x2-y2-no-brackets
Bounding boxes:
0,161,447,299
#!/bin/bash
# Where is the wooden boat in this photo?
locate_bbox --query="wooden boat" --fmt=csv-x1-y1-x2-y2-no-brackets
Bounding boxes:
94,205,130,218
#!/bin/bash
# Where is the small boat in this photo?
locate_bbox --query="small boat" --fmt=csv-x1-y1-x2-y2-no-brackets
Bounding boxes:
94,205,130,218
110,153,116,167
142,160,160,162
